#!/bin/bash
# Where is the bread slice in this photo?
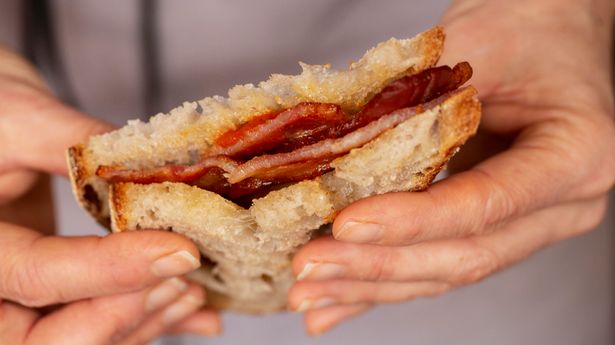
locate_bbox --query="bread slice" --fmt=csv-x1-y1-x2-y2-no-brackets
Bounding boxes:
67,27,481,313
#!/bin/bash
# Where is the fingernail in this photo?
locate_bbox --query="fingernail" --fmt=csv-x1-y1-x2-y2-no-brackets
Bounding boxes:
152,250,201,278
296,298,337,312
335,221,384,243
297,262,346,281
162,292,204,326
146,278,188,312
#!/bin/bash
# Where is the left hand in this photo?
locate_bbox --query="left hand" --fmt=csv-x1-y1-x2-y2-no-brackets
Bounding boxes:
288,0,615,335
0,47,221,343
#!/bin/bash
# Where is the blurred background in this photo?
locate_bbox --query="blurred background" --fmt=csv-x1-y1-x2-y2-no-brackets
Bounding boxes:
0,1,613,344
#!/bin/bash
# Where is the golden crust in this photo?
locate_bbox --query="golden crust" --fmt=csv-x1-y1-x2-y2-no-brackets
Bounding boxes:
108,183,128,232
415,25,445,71
412,86,481,189
66,145,110,228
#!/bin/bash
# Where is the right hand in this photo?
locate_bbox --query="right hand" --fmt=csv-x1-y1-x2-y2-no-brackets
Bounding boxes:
0,47,221,344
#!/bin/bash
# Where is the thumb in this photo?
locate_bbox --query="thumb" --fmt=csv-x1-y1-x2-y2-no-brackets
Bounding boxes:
0,222,201,307
1,91,113,176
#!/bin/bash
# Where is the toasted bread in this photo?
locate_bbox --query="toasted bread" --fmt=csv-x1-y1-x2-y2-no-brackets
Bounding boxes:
67,27,481,313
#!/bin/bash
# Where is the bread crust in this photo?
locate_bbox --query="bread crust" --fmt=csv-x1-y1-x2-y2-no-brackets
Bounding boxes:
67,145,110,228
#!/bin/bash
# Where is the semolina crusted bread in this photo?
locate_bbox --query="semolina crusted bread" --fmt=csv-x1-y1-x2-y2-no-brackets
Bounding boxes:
67,26,481,313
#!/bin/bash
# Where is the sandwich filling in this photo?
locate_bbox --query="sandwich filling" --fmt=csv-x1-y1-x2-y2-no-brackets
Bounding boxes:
97,62,472,205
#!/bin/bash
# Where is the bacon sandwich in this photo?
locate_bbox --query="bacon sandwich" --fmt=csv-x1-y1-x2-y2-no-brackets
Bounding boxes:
67,27,481,313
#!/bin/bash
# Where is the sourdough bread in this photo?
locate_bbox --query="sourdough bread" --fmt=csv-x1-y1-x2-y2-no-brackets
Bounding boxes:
67,27,481,313
109,87,480,313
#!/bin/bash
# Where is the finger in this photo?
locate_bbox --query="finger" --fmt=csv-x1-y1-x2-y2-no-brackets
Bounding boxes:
0,46,49,92
288,280,449,311
117,285,209,345
0,299,40,343
0,91,113,175
331,166,521,246
166,309,222,337
472,196,609,269
25,279,203,345
0,169,38,205
298,197,607,284
0,224,201,307
294,236,485,283
303,304,370,336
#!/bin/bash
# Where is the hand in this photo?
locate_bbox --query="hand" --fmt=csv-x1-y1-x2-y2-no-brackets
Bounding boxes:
289,0,615,335
0,48,221,344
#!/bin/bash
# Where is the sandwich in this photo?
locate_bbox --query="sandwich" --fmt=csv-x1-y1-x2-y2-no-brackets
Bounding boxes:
67,26,481,313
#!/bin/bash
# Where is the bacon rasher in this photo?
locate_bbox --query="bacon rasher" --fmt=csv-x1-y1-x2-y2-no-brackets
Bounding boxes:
96,63,472,203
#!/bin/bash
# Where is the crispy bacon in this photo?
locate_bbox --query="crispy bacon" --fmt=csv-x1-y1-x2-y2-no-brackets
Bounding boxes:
96,63,472,203
228,96,438,183
228,159,334,199
210,62,472,158
190,159,334,198
210,103,348,158
96,156,239,184
343,62,472,131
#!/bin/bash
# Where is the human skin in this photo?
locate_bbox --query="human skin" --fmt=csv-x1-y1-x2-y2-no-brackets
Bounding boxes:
1,0,613,341
0,49,221,344
289,0,615,335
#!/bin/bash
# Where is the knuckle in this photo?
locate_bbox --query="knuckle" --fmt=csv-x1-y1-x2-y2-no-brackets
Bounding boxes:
0,236,59,308
5,257,51,308
396,222,421,244
107,261,144,291
450,243,500,285
98,235,151,290
367,250,396,281
570,117,615,197
574,198,609,235
94,301,140,343
471,169,519,231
